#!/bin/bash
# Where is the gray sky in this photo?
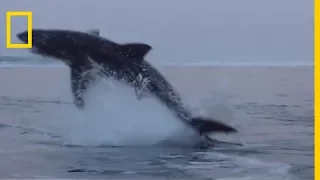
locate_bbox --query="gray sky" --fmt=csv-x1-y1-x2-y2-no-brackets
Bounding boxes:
0,0,313,65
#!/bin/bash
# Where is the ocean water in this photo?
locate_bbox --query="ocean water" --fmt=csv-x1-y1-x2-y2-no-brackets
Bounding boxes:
0,61,313,179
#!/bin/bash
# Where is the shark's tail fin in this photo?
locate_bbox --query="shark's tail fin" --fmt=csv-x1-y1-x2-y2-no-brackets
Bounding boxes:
190,117,237,135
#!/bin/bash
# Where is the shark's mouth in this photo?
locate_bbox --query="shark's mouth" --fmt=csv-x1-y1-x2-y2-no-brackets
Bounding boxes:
31,47,40,54
30,47,51,58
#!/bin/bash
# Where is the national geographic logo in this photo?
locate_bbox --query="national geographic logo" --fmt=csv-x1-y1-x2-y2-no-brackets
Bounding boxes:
5,11,32,49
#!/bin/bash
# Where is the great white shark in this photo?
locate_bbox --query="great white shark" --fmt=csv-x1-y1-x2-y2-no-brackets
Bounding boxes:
17,28,238,145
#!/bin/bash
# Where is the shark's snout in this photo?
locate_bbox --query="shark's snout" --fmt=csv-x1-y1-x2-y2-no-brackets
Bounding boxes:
17,30,28,43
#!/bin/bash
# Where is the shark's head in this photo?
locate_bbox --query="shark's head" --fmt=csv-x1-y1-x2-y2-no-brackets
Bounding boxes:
16,29,106,64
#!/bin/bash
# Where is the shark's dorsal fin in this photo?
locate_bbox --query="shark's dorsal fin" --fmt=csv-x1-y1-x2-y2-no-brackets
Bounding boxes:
86,29,100,36
116,43,152,61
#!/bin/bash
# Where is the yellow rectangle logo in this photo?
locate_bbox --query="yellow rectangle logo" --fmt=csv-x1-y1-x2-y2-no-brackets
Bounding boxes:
315,0,319,179
6,11,33,49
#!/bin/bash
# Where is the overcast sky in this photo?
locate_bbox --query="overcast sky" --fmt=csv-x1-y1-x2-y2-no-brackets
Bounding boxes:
0,0,313,65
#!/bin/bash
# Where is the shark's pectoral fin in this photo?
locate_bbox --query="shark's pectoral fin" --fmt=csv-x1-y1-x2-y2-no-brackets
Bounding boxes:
115,43,152,61
190,117,238,135
70,66,97,109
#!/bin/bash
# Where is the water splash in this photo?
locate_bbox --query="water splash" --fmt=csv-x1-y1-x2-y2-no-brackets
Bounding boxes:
45,76,200,147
